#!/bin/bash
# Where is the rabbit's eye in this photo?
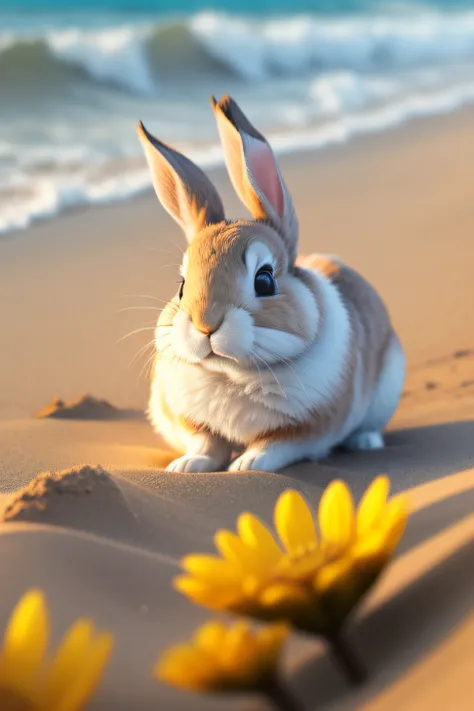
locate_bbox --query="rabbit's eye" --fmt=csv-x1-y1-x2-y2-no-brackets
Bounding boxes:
255,265,277,297
178,279,185,300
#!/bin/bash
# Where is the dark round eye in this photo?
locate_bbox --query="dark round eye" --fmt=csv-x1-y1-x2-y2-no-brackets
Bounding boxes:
178,280,185,300
254,265,277,297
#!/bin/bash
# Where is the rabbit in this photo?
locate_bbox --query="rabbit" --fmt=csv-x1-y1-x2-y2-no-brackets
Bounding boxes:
136,95,405,473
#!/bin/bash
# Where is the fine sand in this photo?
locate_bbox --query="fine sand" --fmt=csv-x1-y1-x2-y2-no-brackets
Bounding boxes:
0,108,473,710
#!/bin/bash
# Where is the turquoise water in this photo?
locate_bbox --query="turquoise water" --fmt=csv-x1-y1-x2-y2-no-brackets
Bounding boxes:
2,0,474,233
1,0,473,12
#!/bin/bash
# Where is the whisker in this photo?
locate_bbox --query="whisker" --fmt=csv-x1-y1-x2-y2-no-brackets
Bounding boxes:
121,294,166,303
157,263,182,270
158,343,172,355
261,344,334,403
139,350,157,382
169,239,185,256
117,306,161,314
146,247,181,258
118,300,178,324
253,352,287,399
130,340,155,368
251,356,264,395
257,345,307,393
117,326,156,344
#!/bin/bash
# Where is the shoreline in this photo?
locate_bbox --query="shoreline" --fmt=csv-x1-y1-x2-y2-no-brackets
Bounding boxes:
2,101,474,239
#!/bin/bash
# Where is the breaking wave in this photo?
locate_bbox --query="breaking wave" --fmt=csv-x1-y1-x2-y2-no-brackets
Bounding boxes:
2,10,474,95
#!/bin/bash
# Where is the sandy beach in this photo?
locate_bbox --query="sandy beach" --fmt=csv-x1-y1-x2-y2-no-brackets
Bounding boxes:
0,107,473,710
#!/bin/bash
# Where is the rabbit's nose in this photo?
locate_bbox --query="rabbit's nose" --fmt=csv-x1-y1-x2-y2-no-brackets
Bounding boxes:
195,323,221,337
192,302,224,336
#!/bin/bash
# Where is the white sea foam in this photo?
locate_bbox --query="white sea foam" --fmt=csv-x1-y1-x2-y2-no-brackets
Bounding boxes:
47,25,156,94
2,10,474,92
190,11,474,80
309,73,402,115
2,80,474,236
3,9,474,234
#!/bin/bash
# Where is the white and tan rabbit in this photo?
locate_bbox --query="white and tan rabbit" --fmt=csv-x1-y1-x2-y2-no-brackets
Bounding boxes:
136,95,405,473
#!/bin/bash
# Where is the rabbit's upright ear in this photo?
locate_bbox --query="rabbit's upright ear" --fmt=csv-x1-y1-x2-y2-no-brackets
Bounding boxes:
211,95,298,264
137,122,225,242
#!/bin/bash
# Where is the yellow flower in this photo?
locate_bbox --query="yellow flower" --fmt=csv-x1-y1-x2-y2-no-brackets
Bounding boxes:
175,476,408,635
156,620,288,693
0,589,113,711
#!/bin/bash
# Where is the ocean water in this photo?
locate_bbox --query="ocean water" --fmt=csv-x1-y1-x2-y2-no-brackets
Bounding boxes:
2,0,474,233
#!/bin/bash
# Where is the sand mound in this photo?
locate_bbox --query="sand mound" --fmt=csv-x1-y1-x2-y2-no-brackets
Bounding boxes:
2,465,141,541
36,394,144,421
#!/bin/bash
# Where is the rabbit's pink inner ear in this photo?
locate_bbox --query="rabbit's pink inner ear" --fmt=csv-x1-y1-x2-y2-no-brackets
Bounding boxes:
245,137,284,218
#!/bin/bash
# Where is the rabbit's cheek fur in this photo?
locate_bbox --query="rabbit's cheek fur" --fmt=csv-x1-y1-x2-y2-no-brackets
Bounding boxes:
208,306,254,361
253,281,319,358
168,305,255,364
251,327,309,364
171,310,212,363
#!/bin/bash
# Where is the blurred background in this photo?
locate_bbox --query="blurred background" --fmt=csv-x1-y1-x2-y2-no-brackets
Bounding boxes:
2,0,474,235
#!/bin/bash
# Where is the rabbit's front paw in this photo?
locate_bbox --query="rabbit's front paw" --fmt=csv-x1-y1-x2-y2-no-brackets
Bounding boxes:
166,454,221,473
228,449,275,472
229,440,315,472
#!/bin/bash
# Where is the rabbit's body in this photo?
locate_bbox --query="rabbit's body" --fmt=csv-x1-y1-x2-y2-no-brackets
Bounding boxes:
148,251,404,472
137,96,405,473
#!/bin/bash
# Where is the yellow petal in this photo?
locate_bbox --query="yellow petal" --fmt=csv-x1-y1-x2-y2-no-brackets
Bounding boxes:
156,624,288,695
157,660,200,692
53,632,113,711
357,476,390,536
352,530,387,567
181,555,240,582
173,575,241,610
353,495,408,567
381,494,409,553
173,576,215,607
237,514,282,565
0,589,49,689
213,530,243,563
318,481,355,550
157,645,209,672
157,644,202,669
256,625,288,669
314,557,354,594
193,621,228,653
156,645,217,692
224,622,274,688
258,623,289,647
274,490,317,552
259,582,313,611
214,530,266,575
275,547,322,581
220,621,253,668
42,619,95,707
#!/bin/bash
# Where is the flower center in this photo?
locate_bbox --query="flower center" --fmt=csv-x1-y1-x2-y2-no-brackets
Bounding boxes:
0,687,37,711
274,542,322,582
287,541,319,561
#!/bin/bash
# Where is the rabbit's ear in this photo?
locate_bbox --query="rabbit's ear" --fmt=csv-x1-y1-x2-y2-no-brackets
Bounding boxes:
211,95,298,264
137,122,225,242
